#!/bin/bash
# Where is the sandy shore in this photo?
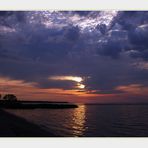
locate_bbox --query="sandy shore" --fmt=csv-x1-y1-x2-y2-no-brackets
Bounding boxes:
0,109,56,137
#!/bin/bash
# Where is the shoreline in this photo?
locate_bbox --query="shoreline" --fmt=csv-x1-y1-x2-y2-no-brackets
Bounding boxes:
0,100,78,109
0,109,56,137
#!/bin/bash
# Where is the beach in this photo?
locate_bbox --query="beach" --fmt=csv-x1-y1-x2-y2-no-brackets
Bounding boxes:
0,109,55,137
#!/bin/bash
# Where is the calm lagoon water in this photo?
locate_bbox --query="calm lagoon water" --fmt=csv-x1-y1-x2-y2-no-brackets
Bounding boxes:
5,104,148,137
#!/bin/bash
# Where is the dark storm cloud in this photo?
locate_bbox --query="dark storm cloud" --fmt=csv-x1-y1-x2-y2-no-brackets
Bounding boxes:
21,25,81,63
37,79,77,90
110,11,148,31
61,11,91,16
109,11,148,61
96,24,107,35
97,39,123,59
0,11,26,27
126,25,148,60
64,25,80,41
73,11,92,16
129,25,148,46
96,30,129,59
0,11,148,98
0,11,13,16
61,11,100,17
93,11,148,61
0,12,82,89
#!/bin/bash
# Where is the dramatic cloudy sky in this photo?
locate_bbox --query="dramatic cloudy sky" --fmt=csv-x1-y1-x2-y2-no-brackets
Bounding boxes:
0,11,148,103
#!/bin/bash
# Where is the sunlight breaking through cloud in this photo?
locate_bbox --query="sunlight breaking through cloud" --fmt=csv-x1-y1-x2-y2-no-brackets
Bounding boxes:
48,76,85,90
48,76,83,83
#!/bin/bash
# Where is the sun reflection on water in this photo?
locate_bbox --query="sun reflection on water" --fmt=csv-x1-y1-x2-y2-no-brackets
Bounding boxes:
71,105,86,136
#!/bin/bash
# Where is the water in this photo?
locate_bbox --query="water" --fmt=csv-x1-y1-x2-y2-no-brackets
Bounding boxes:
5,104,148,137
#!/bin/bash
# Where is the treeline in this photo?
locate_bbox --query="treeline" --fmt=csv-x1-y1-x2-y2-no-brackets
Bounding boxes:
0,94,18,101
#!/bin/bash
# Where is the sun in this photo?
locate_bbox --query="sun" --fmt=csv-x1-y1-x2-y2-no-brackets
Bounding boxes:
70,77,83,83
77,84,85,89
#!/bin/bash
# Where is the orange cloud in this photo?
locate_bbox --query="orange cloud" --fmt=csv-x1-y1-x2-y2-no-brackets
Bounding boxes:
0,76,99,102
2,77,148,103
115,84,148,95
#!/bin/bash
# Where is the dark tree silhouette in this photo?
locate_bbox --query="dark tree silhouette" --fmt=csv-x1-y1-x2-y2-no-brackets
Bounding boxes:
0,94,1,100
3,94,18,102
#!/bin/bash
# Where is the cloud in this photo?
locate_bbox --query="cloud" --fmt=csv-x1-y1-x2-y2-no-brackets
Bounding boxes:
64,25,80,41
0,11,148,102
109,11,148,61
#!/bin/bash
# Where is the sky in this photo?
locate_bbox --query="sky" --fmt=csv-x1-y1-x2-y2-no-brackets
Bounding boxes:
0,11,148,103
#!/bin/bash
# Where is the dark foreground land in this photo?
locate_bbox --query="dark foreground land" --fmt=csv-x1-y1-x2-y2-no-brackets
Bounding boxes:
0,101,77,136
0,109,56,137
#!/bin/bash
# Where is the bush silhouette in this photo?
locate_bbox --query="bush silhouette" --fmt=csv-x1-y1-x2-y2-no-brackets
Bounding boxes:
3,94,17,102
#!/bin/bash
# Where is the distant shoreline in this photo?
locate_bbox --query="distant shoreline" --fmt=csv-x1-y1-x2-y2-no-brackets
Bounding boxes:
0,109,57,137
0,100,78,109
